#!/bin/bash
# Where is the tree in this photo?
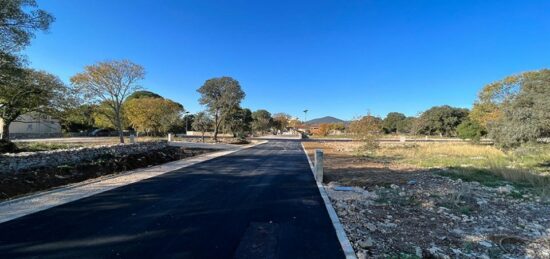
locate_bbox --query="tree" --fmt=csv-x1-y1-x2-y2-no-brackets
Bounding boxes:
252,109,272,135
272,113,291,132
382,112,407,134
486,70,550,148
348,114,382,151
197,77,245,142
223,107,252,139
416,105,469,137
71,60,145,143
0,67,68,140
331,122,346,131
318,123,331,136
125,97,183,136
0,0,54,52
470,72,527,129
91,101,122,130
59,104,96,132
126,90,163,101
457,119,486,142
192,111,212,142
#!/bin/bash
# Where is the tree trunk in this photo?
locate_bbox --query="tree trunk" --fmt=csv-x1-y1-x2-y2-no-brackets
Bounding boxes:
213,114,219,142
115,109,125,143
1,122,10,141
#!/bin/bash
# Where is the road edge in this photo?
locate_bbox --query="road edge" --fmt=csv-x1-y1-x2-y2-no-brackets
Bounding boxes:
301,142,357,259
0,140,268,224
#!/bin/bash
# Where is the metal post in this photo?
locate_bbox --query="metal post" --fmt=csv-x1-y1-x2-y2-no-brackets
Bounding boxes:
129,134,135,144
168,133,173,142
314,149,324,184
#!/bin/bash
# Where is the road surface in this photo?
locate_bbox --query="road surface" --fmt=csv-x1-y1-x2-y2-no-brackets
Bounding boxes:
0,140,344,258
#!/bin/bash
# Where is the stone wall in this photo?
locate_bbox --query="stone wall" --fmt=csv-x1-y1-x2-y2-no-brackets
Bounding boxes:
0,142,168,173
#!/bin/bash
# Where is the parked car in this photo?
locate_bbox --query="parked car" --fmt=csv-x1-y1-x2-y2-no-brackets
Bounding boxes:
89,129,111,136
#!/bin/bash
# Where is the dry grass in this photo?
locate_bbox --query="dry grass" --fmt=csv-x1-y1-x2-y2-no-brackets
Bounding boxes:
375,142,508,169
303,140,550,195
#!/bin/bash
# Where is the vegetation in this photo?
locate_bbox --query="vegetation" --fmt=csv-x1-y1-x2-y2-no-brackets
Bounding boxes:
197,77,245,142
223,107,252,140
0,67,70,140
71,60,145,143
415,105,469,137
382,112,412,134
470,69,550,148
272,113,291,132
456,119,486,142
0,0,54,52
125,97,183,136
251,109,272,134
192,111,213,142
59,104,96,132
315,122,346,136
348,114,382,151
376,142,549,192
0,1,63,142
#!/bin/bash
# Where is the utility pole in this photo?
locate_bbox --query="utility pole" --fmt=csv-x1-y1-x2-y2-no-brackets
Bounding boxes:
303,109,308,124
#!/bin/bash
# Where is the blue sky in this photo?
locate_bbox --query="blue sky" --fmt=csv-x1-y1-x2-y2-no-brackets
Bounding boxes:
26,0,550,120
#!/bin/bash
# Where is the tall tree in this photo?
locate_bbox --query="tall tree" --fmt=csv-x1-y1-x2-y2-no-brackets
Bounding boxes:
252,109,272,135
71,60,145,143
223,106,252,139
272,113,291,132
0,0,54,52
0,67,68,140
59,104,96,132
416,105,469,137
125,97,183,136
192,111,212,142
126,90,163,101
348,114,382,151
382,112,407,134
197,77,245,141
486,70,550,148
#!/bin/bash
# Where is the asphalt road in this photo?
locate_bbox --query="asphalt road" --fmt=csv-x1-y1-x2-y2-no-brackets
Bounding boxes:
0,140,345,258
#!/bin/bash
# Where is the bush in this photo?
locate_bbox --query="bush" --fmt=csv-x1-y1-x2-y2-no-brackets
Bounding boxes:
0,140,18,153
457,120,486,142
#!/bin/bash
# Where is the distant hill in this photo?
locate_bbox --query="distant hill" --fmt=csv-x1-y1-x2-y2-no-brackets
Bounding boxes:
305,116,348,125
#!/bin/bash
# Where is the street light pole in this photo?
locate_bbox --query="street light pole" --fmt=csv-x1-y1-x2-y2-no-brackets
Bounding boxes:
184,111,190,134
303,109,308,124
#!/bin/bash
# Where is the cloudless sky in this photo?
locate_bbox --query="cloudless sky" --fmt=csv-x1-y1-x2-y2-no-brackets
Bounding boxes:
25,0,550,120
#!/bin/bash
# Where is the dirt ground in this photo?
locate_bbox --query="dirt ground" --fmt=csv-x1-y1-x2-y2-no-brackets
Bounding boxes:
0,147,214,201
302,141,550,258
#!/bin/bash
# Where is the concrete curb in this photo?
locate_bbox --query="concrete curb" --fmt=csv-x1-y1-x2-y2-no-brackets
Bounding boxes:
301,143,357,259
0,141,267,224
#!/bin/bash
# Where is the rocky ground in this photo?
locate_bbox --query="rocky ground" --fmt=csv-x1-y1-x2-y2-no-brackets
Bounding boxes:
327,175,550,258
0,147,214,200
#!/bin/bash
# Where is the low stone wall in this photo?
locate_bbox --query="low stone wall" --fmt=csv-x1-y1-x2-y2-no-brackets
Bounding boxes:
0,142,168,173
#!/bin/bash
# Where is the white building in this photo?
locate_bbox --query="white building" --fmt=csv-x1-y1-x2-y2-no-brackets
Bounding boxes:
0,113,62,139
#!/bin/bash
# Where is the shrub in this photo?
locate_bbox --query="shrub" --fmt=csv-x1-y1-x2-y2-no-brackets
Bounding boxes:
0,140,18,153
457,120,486,142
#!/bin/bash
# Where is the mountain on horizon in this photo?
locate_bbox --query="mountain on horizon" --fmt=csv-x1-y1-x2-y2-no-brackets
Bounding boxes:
305,116,347,125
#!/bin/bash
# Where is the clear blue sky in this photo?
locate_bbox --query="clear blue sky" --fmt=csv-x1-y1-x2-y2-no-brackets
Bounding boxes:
26,0,550,120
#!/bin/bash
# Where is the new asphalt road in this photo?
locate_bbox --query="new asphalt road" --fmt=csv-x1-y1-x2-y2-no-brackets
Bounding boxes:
0,140,345,258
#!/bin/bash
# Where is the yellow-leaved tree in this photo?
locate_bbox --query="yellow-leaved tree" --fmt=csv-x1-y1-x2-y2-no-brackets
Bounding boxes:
124,97,183,136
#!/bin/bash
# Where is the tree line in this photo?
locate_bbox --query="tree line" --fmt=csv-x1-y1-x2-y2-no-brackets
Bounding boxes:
1,1,547,149
0,1,291,145
347,69,549,148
